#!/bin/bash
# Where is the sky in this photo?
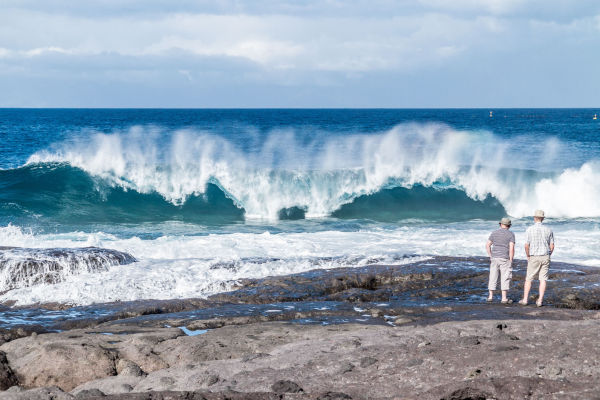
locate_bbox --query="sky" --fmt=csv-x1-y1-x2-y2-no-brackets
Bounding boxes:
0,0,599,108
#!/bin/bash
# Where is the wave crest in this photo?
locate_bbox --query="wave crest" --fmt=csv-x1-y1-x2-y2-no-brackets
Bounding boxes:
17,123,600,219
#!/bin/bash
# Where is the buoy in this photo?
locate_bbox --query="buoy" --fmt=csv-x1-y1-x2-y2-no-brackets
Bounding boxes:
489,111,493,118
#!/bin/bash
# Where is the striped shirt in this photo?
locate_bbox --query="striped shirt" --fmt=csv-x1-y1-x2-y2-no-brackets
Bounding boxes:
525,222,554,256
488,228,515,259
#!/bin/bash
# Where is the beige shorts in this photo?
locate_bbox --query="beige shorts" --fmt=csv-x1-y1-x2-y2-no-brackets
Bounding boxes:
526,255,550,281
489,258,512,291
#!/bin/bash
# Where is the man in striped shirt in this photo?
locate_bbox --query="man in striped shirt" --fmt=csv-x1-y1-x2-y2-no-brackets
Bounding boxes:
486,217,515,303
519,209,555,307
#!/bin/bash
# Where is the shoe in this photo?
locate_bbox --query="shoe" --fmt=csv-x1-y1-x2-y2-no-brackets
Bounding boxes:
536,301,543,307
486,298,493,303
501,299,513,304
518,300,528,306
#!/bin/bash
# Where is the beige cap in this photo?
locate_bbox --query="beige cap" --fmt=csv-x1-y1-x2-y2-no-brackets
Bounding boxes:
534,209,545,218
500,217,512,226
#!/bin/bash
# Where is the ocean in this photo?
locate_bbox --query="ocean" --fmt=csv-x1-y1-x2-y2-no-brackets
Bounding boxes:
1,108,599,312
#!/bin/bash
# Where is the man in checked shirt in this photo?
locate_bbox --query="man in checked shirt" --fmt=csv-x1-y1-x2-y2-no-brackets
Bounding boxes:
519,209,555,307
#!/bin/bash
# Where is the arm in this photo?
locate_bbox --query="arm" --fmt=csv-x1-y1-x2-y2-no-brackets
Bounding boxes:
549,242,554,256
509,242,515,263
486,240,493,258
525,228,530,260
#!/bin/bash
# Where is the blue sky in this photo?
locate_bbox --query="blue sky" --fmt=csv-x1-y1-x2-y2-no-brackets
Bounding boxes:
1,0,599,107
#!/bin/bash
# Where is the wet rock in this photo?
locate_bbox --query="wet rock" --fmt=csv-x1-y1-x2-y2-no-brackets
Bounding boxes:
271,380,303,393
369,309,384,317
0,247,136,291
0,350,18,390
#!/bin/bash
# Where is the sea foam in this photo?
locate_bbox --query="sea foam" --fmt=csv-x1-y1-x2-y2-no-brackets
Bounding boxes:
1,218,600,306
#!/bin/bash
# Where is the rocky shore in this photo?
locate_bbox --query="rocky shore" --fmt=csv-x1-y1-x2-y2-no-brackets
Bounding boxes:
2,256,600,399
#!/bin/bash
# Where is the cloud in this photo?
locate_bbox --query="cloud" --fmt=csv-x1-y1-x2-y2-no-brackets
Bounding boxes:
0,10,508,72
0,1,599,107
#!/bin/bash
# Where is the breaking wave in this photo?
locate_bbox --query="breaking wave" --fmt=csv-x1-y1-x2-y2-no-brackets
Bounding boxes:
0,123,597,223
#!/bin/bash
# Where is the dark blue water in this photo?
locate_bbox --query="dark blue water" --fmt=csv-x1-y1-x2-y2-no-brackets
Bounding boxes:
2,108,598,169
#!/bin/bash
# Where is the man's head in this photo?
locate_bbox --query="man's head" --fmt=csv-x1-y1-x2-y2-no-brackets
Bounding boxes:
533,209,545,222
499,217,512,229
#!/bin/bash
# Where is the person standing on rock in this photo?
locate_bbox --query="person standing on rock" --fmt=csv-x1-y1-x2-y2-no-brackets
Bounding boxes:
519,209,554,307
486,217,515,304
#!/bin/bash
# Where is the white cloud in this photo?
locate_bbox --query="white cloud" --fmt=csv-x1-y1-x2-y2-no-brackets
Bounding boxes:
23,46,72,57
419,0,526,15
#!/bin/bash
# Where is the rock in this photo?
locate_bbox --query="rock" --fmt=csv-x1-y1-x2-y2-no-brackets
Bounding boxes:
3,386,23,393
456,336,481,346
494,322,507,331
241,353,270,362
428,376,595,400
0,247,136,291
369,309,384,317
0,327,182,392
115,360,145,377
492,345,519,352
317,392,352,400
359,357,377,368
466,368,482,379
441,386,492,400
547,366,563,376
118,384,133,392
206,374,219,386
0,386,74,400
271,380,303,393
406,358,424,367
0,335,117,391
159,376,175,386
0,351,18,390
339,362,355,373
75,388,105,398
70,375,144,397
417,341,430,348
